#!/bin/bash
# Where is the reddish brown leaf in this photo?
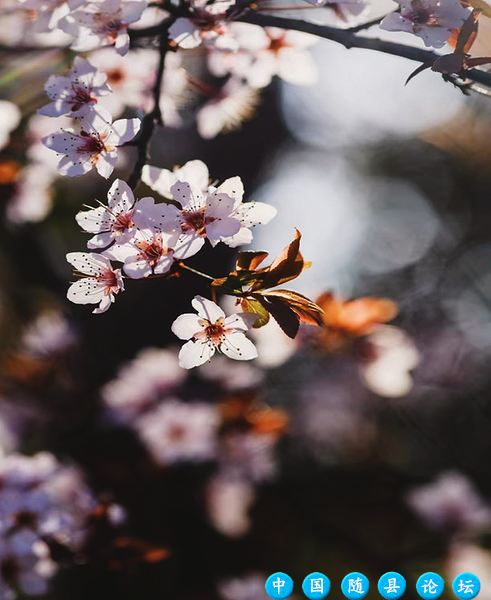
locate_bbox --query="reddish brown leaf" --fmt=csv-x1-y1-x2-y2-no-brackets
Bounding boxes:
257,295,300,339
262,289,325,327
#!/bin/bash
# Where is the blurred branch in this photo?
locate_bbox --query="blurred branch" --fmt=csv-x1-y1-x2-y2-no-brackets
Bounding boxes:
239,12,491,88
127,28,174,190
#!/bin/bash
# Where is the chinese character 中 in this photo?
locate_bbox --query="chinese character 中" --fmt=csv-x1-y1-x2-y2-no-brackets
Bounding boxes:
311,579,324,594
348,578,364,594
385,579,401,594
422,579,439,595
273,578,286,595
458,581,475,594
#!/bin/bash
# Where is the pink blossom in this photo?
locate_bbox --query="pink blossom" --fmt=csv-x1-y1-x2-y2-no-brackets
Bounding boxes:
42,107,140,178
380,0,470,48
38,57,111,118
59,0,147,55
103,227,178,278
168,0,238,49
76,178,161,249
66,252,124,313
135,399,220,464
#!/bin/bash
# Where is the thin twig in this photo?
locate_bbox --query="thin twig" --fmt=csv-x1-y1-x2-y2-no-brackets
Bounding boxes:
178,262,216,281
127,27,174,190
239,11,491,88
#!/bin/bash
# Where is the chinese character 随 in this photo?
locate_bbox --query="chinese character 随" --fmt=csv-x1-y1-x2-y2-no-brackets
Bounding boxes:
273,578,286,595
311,579,324,594
422,579,439,594
458,580,475,594
385,579,400,594
348,578,364,594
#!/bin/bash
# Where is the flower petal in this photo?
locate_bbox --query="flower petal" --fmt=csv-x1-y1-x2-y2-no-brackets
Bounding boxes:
220,332,258,361
171,313,204,340
192,296,225,322
178,339,215,368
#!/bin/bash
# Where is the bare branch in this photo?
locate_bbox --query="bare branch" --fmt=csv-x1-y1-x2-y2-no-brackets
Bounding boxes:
126,29,173,190
238,11,491,88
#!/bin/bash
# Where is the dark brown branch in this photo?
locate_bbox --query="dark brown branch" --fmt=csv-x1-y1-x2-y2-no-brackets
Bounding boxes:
126,29,173,190
238,11,491,88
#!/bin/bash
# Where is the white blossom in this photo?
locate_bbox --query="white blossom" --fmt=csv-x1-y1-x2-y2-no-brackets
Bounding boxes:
142,159,210,199
38,57,112,118
171,296,258,369
102,348,185,421
59,0,147,55
66,252,124,313
207,24,318,88
168,0,238,49
135,399,220,464
42,107,140,178
147,163,276,257
76,178,161,249
380,0,470,48
0,101,21,151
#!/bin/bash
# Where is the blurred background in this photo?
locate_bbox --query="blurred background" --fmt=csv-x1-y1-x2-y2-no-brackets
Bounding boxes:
2,4,491,599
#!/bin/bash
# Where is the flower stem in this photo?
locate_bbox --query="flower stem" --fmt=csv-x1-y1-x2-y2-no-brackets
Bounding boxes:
178,262,216,281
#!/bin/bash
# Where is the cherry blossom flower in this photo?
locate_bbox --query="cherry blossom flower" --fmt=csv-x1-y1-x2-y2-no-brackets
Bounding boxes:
406,471,491,533
171,296,258,369
0,100,21,151
196,78,260,139
168,0,238,49
66,252,124,314
5,163,56,224
38,57,112,118
380,0,470,48
102,348,185,421
142,159,210,199
0,452,100,597
76,178,161,249
206,475,254,537
144,161,276,253
16,0,82,33
88,49,187,123
103,227,178,278
360,325,420,397
135,399,220,464
207,24,318,88
59,0,147,55
42,107,140,178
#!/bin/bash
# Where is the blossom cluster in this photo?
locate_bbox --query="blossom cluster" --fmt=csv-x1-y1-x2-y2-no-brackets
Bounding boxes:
0,453,96,598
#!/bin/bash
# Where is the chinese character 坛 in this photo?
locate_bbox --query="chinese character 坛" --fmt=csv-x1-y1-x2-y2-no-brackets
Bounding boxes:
458,580,475,594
